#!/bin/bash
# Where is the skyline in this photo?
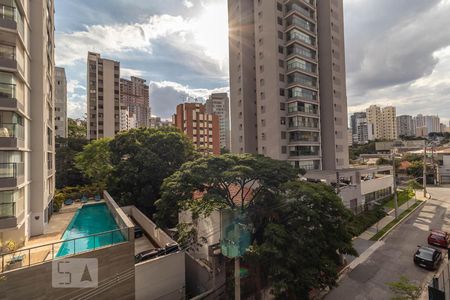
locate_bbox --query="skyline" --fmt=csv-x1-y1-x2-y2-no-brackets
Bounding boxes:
56,0,450,123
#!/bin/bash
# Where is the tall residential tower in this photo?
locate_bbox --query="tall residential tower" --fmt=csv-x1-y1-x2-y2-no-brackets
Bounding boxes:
0,0,55,245
228,0,349,170
55,67,68,138
87,52,122,140
206,93,231,150
120,76,150,129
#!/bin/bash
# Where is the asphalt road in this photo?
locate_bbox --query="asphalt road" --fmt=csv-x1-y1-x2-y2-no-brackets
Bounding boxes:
326,186,450,300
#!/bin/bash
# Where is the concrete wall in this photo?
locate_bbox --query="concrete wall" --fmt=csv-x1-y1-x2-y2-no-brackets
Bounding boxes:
103,191,135,242
121,205,174,248
135,251,185,300
361,175,394,195
0,242,135,300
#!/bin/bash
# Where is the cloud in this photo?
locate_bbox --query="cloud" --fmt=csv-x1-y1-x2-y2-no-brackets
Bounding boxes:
345,0,450,123
149,81,228,118
121,68,145,78
183,0,194,8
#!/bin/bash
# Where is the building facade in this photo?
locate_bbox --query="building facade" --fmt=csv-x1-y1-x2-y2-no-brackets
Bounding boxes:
414,114,440,137
366,105,397,140
396,115,414,137
228,0,349,171
173,103,220,156
0,0,55,245
119,109,137,132
120,76,150,129
206,93,230,150
351,112,374,144
87,52,123,140
54,67,67,138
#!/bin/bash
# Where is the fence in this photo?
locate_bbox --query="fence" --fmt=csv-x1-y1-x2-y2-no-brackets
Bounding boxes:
0,228,129,273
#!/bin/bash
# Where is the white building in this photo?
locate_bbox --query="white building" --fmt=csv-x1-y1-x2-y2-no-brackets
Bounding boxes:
206,93,230,150
54,67,67,138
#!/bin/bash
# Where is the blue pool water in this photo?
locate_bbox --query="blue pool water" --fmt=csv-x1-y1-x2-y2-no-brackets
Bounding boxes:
56,203,125,257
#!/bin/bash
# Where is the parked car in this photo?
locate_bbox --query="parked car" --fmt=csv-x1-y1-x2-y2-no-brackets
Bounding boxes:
134,226,144,238
134,248,164,264
413,246,442,270
164,242,180,255
428,230,450,248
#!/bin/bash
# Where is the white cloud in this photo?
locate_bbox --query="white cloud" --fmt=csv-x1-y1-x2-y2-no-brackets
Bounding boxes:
183,0,194,8
121,68,145,78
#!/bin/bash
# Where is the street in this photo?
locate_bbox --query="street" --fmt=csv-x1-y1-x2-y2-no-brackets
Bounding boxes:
326,186,450,300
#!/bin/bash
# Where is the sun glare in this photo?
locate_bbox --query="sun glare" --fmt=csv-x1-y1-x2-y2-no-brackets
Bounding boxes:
192,3,229,71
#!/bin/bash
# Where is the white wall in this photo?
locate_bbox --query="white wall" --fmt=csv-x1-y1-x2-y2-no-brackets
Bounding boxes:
361,175,394,195
135,251,185,300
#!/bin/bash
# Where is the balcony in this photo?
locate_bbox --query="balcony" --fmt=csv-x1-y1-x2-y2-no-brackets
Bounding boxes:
287,108,318,117
286,16,315,34
0,44,17,70
0,4,24,39
286,3,315,22
0,202,24,229
286,45,317,62
0,162,24,188
0,123,24,148
0,82,24,112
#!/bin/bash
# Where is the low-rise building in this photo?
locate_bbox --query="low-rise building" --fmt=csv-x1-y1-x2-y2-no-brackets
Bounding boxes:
304,166,394,213
440,154,450,184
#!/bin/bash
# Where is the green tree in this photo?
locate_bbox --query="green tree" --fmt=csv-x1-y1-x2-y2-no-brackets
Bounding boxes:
75,138,113,187
108,127,196,214
154,153,297,227
246,182,357,299
68,118,87,138
407,161,423,178
387,276,421,300
55,137,90,188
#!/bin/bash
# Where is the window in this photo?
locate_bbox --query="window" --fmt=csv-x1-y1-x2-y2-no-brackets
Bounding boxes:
277,17,283,25
278,31,283,40
278,59,284,68
279,88,285,96
281,146,287,154
278,46,284,54
279,74,285,82
277,2,282,11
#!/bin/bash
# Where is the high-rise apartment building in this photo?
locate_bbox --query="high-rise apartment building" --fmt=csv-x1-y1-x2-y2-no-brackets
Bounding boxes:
173,103,220,156
350,112,373,144
87,52,123,140
0,0,55,245
414,114,440,137
55,67,67,138
120,76,150,129
149,116,171,129
366,105,397,140
396,115,414,137
206,93,230,150
228,0,349,171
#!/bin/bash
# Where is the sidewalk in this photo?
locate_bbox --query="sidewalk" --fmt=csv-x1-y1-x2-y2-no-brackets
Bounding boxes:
359,196,420,240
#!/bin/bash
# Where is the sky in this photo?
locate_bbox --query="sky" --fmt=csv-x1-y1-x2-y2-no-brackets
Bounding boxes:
55,0,450,124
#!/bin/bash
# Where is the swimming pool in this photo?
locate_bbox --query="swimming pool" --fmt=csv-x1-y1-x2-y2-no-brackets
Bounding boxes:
56,203,125,257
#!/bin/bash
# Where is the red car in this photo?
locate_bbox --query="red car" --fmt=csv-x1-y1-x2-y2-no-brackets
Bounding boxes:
428,230,450,248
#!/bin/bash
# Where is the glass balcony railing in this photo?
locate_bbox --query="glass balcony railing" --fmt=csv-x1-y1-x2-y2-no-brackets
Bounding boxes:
0,123,24,139
0,162,24,178
0,82,16,98
286,16,315,33
0,202,15,218
0,4,15,21
0,44,15,60
287,3,315,20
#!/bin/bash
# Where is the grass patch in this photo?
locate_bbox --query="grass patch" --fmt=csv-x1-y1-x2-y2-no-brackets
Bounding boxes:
348,205,387,237
383,190,414,209
370,201,422,241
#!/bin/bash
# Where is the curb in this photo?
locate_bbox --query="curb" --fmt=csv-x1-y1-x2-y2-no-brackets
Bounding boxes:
377,200,427,241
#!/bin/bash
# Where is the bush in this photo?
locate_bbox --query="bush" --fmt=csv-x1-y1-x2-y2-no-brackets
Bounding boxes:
53,184,104,212
347,205,387,236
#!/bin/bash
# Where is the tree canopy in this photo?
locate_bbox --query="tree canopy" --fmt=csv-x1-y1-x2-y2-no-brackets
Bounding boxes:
55,137,90,189
68,118,87,138
246,181,357,299
107,127,196,214
154,153,298,227
75,138,113,187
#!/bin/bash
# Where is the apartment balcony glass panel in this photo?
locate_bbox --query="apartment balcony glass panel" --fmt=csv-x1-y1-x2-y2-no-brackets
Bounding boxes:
0,201,14,218
288,102,318,115
0,2,24,37
288,116,319,130
289,131,320,143
287,73,317,88
287,58,316,73
287,29,315,46
289,145,320,157
288,87,317,101
287,45,316,60
293,160,320,170
286,3,315,20
286,15,315,33
0,44,14,60
0,4,15,21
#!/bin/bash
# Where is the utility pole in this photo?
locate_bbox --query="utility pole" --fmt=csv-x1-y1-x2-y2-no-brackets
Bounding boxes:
423,144,427,198
392,150,398,218
235,257,240,300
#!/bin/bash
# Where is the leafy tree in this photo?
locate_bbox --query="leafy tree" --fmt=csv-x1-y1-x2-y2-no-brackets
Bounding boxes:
349,141,376,160
108,127,196,215
387,276,421,300
246,182,357,299
407,161,423,178
55,137,90,188
68,118,87,138
75,138,113,187
154,153,297,227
